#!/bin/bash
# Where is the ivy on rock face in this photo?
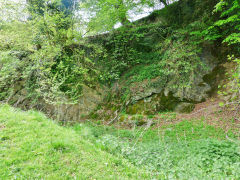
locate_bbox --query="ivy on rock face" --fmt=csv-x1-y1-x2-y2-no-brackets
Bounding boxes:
0,0,239,109
0,0,101,105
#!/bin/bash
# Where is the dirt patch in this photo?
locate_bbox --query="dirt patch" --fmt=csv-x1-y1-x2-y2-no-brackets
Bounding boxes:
101,97,239,137
174,98,239,135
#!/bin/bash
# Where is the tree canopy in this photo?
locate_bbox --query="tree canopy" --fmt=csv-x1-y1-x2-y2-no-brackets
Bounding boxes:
82,0,176,33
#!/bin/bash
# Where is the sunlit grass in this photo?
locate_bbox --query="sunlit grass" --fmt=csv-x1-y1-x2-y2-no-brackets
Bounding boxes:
0,104,239,179
73,116,240,179
0,104,150,179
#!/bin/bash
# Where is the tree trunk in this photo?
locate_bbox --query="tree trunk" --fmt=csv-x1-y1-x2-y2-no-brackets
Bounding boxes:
160,0,168,7
120,16,130,25
115,0,130,25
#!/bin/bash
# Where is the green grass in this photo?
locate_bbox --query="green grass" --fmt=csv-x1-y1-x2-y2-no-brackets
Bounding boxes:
73,119,240,179
0,105,239,179
0,105,151,179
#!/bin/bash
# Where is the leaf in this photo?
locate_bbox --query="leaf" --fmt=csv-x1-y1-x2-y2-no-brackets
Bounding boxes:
219,102,225,107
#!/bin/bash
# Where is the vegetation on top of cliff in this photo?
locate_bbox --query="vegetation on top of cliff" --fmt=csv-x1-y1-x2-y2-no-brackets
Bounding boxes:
0,0,239,113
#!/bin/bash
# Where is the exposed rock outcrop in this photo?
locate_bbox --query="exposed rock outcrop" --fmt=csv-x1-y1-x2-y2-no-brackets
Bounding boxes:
124,47,220,115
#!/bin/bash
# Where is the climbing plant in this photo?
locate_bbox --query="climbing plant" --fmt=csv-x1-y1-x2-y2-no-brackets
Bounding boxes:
203,0,240,47
0,0,102,105
205,0,240,103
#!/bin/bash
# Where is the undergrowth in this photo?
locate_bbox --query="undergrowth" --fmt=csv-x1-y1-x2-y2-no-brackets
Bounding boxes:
0,105,239,179
0,105,150,179
73,119,240,179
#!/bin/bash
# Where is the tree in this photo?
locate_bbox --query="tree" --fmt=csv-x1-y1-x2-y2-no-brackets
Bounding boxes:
27,0,79,16
206,0,240,104
82,0,136,33
140,0,170,7
204,0,240,46
7,0,98,103
159,0,168,6
82,0,176,33
0,0,27,22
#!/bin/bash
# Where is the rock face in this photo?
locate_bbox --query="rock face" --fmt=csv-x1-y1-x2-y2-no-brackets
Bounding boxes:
125,47,219,115
7,83,105,122
0,51,105,122
126,92,179,115
2,47,222,121
46,85,106,122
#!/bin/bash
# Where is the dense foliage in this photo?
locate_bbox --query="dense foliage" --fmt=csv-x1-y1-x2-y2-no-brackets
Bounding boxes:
0,0,102,105
0,0,202,105
204,0,240,103
204,0,240,47
82,0,176,33
0,0,239,108
73,119,240,179
0,1,240,179
0,0,239,107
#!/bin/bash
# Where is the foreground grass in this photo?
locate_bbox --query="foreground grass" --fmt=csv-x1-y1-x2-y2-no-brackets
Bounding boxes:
73,119,240,179
0,105,150,179
0,104,239,179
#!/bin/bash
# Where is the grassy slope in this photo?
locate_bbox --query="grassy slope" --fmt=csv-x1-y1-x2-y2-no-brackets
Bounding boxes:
72,118,240,179
0,105,150,179
0,104,239,179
